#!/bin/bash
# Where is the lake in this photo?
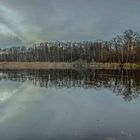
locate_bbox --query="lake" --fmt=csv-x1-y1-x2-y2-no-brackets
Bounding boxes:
0,69,140,140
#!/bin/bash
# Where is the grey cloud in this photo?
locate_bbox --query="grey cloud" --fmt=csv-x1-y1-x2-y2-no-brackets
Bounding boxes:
0,9,23,40
0,0,140,47
0,34,22,47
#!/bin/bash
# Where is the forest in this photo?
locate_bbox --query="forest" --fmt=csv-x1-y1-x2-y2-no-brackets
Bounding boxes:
0,29,140,63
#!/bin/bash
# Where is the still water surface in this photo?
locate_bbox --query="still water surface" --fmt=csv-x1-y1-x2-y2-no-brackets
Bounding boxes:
0,69,140,140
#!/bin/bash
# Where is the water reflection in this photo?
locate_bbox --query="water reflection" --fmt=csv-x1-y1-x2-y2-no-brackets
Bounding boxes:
0,69,140,140
0,69,140,102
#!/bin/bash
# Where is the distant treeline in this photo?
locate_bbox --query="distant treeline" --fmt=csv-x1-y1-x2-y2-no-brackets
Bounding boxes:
0,29,140,63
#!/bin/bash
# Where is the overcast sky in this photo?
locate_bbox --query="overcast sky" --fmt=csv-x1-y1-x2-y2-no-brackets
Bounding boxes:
0,0,140,47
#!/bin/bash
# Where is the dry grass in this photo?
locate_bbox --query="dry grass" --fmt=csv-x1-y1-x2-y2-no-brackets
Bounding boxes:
0,62,137,70
0,62,74,69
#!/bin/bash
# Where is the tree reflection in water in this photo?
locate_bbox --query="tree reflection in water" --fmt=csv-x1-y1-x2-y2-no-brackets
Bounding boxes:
0,69,140,102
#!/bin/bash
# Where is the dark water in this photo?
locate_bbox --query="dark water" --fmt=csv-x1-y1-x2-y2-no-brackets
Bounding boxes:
0,69,140,140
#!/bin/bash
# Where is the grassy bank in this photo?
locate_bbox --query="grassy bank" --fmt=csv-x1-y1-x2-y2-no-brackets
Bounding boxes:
0,62,138,70
0,62,74,70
